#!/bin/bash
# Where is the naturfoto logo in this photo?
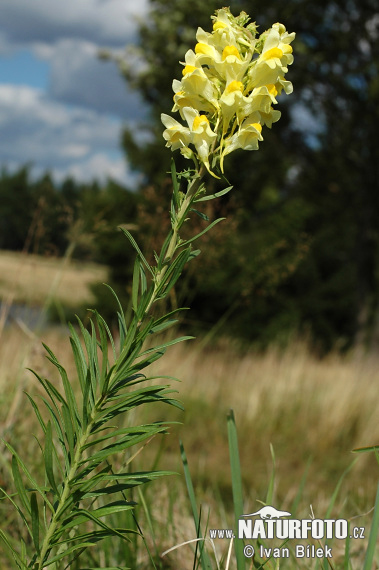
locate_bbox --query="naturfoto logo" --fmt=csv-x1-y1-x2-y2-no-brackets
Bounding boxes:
238,506,349,540
209,505,366,561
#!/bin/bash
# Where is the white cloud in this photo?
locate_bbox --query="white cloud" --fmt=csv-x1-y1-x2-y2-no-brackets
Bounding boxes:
44,38,145,118
1,0,149,47
0,84,135,185
53,153,133,184
0,0,151,183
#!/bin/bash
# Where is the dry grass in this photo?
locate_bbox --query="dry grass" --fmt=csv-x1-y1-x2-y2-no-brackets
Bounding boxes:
0,249,107,308
0,248,377,568
1,324,377,521
130,340,378,508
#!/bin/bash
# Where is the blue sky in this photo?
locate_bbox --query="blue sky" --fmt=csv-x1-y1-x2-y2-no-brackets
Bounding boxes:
0,0,149,186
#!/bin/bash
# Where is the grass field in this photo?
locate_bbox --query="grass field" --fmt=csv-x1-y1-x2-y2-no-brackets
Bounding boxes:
0,249,107,308
0,250,378,568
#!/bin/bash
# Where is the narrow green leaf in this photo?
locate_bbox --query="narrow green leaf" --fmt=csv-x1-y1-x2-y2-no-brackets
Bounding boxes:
11,456,31,516
30,492,40,553
119,227,153,275
45,421,59,497
138,336,193,358
79,428,168,466
69,322,88,394
132,257,140,312
179,217,225,247
0,528,28,569
58,505,134,537
0,485,32,539
82,425,158,450
95,311,110,391
139,259,148,294
189,208,209,221
61,403,75,458
148,319,178,334
43,542,96,567
194,185,233,202
352,444,379,453
171,158,179,209
96,311,117,361
4,441,53,510
136,291,154,321
158,229,174,268
25,392,47,434
103,283,128,339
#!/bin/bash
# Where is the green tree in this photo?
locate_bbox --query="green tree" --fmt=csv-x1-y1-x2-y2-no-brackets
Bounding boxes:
111,0,379,349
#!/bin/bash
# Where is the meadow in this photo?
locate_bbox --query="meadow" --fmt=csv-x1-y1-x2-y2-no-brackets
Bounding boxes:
0,250,378,568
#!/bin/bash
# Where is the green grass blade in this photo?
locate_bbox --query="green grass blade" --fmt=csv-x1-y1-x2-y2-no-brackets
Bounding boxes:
265,443,276,506
227,409,245,570
343,521,351,569
180,441,212,570
363,479,379,570
325,459,357,519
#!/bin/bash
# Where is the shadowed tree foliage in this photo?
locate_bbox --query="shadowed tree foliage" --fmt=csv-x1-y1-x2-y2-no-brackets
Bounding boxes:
109,0,379,350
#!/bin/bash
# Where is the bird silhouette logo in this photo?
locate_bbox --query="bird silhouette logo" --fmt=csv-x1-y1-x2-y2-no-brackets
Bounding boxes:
241,506,292,520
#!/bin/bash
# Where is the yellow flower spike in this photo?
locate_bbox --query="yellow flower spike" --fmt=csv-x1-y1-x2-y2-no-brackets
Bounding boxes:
222,45,241,60
162,8,294,173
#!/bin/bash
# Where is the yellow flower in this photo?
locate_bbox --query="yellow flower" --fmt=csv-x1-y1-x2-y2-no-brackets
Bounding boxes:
220,115,263,171
247,24,295,93
161,113,192,151
172,55,219,118
161,8,295,173
182,107,217,174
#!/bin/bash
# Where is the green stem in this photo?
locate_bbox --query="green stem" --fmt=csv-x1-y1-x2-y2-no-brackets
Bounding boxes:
36,421,94,569
144,165,206,315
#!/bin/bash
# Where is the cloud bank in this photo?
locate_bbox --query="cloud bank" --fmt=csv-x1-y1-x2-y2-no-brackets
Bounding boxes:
0,0,150,184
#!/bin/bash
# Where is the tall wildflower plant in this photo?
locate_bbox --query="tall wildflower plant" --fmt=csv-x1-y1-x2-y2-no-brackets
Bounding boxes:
0,8,294,569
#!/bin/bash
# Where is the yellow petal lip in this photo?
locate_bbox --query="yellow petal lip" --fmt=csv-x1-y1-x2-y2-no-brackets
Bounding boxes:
213,21,227,31
250,122,262,133
182,65,197,76
225,80,244,94
193,115,209,130
266,84,278,97
222,45,241,60
282,44,293,54
195,42,214,56
261,47,284,61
